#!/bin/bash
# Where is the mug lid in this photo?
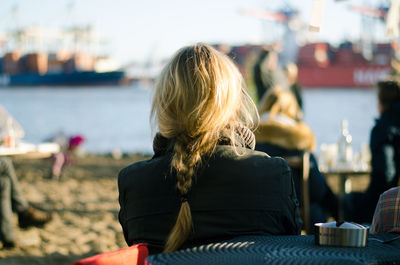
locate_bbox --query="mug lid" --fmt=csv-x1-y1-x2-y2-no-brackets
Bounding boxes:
315,221,367,229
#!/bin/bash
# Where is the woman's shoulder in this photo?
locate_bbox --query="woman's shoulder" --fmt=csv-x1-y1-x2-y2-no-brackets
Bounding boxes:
118,155,171,185
216,143,283,158
214,145,290,173
209,146,293,198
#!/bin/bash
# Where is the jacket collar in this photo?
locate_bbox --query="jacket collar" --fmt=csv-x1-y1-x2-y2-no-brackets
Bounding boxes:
381,101,400,120
152,126,255,157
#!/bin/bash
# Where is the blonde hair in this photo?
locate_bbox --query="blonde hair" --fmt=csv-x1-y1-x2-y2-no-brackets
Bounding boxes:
258,88,302,121
151,43,258,252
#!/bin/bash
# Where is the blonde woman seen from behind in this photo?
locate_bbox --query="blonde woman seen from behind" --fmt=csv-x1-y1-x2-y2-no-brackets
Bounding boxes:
118,44,302,254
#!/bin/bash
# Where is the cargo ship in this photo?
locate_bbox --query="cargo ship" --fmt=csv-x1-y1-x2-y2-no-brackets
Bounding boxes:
0,26,126,86
214,41,394,89
0,70,125,86
297,42,393,88
237,2,397,88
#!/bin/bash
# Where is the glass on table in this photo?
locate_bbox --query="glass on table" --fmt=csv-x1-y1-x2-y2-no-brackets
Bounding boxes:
361,143,371,169
318,143,338,172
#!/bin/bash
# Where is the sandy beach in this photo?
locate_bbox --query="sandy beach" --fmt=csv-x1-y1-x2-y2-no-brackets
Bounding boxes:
0,153,149,265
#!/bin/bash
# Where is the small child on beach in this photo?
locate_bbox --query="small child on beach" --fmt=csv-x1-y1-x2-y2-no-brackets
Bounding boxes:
49,134,85,179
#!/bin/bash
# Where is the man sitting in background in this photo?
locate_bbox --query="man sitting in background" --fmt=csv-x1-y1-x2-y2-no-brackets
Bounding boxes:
344,80,400,223
0,157,52,248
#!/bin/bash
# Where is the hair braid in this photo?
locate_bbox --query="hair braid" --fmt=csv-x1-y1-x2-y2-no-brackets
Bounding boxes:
164,137,204,252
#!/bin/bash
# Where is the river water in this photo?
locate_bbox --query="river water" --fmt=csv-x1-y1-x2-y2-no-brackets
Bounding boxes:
0,84,378,155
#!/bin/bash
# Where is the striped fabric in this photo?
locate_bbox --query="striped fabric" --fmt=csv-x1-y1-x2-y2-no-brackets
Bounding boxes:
371,186,400,234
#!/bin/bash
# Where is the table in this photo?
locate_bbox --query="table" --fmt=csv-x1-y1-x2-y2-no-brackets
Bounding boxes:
146,234,400,265
0,142,60,159
321,169,370,196
321,169,370,220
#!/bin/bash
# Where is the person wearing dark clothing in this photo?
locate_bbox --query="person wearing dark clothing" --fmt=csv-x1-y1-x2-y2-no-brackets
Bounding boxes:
254,89,338,231
118,44,302,254
119,132,302,254
285,62,303,110
254,49,271,101
253,48,289,102
0,157,52,248
343,80,400,223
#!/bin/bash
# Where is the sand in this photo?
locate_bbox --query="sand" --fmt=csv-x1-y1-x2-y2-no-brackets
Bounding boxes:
0,153,149,265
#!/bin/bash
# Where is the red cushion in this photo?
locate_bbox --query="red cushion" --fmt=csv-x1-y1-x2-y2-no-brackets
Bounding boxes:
72,243,148,265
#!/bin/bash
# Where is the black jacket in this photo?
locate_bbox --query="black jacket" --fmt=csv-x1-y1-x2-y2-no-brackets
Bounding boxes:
118,140,302,254
343,101,400,223
368,101,400,201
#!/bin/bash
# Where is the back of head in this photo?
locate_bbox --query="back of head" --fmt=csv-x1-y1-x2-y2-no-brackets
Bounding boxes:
258,88,302,121
377,79,400,111
151,43,257,252
152,43,256,141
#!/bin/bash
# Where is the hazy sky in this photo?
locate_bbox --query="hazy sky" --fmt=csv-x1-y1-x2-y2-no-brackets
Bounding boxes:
0,0,391,65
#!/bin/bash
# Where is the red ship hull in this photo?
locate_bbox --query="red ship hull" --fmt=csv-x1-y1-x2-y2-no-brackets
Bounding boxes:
297,42,393,88
298,65,392,88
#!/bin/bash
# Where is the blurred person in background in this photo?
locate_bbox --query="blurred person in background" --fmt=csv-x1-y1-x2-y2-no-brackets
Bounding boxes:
344,80,400,224
0,157,52,248
253,46,289,102
49,134,85,180
118,44,302,254
285,62,303,110
254,88,338,232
